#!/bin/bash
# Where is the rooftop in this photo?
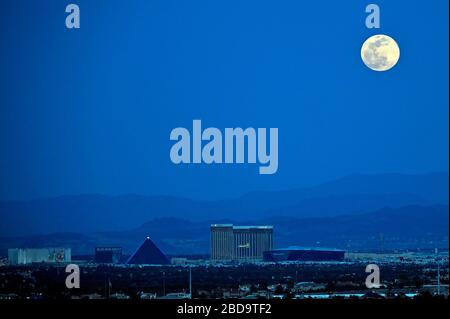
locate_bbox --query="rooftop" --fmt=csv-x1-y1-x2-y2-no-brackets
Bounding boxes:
272,246,345,252
211,224,273,230
233,226,273,230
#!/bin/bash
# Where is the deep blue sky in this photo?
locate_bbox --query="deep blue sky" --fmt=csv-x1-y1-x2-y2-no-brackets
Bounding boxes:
0,0,448,200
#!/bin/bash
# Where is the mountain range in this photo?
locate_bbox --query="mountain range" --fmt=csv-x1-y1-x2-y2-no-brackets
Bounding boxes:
0,172,448,254
0,172,447,237
0,204,447,255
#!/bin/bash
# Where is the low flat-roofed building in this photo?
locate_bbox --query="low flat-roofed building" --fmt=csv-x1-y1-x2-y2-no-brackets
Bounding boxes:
8,248,71,265
263,246,345,262
94,247,122,264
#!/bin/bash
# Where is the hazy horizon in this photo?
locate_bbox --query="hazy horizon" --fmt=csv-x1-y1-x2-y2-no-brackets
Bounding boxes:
0,171,448,202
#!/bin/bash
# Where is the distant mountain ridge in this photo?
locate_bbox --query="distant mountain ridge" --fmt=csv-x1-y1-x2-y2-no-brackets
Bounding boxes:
0,205,447,255
0,172,447,237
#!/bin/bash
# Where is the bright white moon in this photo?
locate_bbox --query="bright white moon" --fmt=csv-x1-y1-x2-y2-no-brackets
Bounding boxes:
361,34,400,71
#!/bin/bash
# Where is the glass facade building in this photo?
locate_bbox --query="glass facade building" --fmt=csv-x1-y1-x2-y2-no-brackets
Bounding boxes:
211,224,273,262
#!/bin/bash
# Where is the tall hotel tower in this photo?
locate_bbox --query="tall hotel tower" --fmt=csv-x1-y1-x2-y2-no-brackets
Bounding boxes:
210,224,273,261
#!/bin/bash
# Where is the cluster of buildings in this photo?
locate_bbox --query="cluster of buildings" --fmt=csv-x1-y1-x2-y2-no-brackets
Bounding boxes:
7,224,345,266
211,224,344,263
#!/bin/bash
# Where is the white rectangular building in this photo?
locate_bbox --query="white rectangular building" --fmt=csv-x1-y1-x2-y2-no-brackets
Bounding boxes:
8,248,71,265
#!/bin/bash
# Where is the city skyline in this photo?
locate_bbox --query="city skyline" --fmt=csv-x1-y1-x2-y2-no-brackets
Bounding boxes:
0,0,448,309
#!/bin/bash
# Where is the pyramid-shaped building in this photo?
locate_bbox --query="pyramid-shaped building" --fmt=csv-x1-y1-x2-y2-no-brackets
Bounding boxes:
127,237,170,265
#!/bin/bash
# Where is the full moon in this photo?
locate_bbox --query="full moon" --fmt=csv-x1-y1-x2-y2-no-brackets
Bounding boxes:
361,34,400,71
